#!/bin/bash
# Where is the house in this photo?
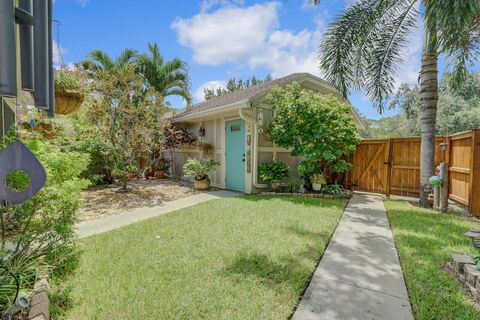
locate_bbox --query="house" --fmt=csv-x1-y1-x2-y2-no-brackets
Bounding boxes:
1,0,54,139
170,72,364,194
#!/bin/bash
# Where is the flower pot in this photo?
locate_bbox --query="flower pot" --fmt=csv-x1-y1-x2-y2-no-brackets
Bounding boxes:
194,178,210,190
55,89,85,115
155,170,165,179
270,180,281,189
312,183,322,191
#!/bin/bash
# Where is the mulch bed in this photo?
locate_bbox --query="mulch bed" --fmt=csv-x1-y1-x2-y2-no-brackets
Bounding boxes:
78,179,196,222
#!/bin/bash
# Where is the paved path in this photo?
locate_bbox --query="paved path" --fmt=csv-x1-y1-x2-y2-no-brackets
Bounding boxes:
293,194,413,320
76,190,238,238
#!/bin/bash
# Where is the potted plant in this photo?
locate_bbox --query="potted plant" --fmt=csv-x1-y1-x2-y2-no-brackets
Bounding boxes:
54,68,87,115
183,158,219,190
258,160,290,189
311,173,326,191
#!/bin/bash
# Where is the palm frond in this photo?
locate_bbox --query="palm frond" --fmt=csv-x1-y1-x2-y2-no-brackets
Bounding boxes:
319,0,418,113
425,0,480,87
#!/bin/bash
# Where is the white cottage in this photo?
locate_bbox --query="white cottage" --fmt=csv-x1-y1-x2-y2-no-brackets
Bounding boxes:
170,72,364,194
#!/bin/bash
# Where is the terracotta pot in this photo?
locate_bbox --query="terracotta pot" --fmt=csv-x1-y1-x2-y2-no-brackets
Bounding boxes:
55,89,85,114
312,183,322,191
194,178,210,190
155,170,165,179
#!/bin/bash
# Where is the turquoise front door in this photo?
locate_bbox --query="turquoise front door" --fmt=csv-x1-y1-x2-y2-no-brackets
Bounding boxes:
225,119,245,191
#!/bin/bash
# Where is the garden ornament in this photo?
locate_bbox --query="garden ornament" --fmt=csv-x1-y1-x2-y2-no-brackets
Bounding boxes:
464,230,480,270
0,140,46,204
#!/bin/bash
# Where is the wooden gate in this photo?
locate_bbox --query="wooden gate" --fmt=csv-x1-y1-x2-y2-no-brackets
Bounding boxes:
352,140,390,193
348,131,480,216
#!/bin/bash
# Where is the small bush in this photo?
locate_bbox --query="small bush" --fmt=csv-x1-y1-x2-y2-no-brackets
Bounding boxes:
258,161,290,183
0,137,90,311
183,158,219,181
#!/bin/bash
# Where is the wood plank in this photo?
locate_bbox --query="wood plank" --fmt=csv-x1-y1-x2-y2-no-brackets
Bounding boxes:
470,129,480,216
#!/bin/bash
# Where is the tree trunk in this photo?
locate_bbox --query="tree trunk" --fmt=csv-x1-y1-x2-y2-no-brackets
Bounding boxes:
418,40,438,207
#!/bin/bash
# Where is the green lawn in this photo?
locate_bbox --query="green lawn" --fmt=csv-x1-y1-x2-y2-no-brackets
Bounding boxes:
386,200,480,320
58,196,345,320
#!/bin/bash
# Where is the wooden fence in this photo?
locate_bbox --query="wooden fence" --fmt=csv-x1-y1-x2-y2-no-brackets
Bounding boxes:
347,129,480,216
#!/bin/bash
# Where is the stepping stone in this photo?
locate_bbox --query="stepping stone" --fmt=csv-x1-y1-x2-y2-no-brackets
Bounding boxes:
451,254,475,275
464,264,480,286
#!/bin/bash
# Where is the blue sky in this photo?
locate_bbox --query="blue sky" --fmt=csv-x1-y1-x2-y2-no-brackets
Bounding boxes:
53,0,479,119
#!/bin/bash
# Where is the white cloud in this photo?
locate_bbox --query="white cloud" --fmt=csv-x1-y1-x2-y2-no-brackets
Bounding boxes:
194,80,227,101
172,2,324,77
172,3,279,66
200,0,244,13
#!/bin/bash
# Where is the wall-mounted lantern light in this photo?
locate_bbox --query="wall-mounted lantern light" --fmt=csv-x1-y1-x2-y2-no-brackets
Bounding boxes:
198,126,205,138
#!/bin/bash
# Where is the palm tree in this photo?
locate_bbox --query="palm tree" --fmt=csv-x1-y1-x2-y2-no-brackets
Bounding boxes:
316,0,480,206
80,48,138,75
138,43,191,105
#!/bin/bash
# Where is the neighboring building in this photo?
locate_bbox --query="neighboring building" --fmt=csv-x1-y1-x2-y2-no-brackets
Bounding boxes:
170,72,365,194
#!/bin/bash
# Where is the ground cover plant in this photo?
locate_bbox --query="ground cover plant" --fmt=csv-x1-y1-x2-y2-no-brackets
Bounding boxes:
386,200,480,319
59,196,346,320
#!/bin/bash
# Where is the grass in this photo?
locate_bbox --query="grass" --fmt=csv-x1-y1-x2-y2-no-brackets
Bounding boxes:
386,200,480,320
58,196,345,320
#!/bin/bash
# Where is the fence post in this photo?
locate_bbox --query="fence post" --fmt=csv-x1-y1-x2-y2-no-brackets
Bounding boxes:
470,129,480,216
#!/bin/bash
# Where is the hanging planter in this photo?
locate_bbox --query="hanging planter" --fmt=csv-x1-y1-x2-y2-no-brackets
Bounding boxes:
54,68,87,115
55,89,85,114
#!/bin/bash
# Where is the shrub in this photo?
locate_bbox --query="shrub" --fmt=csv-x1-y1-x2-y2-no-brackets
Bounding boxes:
266,83,360,179
0,137,90,311
322,184,348,197
258,161,290,182
183,158,219,181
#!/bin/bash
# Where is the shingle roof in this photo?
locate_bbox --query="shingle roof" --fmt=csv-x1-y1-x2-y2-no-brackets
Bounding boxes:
174,73,310,119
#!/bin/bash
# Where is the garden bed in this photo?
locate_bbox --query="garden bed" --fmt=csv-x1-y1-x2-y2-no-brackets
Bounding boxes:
260,191,352,199
78,179,196,222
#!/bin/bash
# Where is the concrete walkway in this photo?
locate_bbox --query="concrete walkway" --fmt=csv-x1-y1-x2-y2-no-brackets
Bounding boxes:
293,194,413,320
75,190,238,238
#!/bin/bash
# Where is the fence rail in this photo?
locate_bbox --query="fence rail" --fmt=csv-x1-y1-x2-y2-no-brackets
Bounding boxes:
348,129,480,216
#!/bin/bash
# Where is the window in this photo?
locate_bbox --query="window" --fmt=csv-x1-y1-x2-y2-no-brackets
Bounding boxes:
1,98,15,140
230,125,240,132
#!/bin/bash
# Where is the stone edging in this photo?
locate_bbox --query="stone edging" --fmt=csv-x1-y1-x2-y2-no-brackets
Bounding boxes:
445,254,480,311
29,277,50,320
259,191,352,199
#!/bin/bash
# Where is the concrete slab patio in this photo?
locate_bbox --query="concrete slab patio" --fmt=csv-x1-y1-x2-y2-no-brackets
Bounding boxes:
293,194,413,320
76,190,238,238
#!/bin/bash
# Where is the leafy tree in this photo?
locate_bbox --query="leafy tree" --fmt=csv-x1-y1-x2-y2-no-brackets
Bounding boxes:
204,75,272,100
386,72,480,135
360,114,413,139
86,67,165,190
138,43,192,104
316,0,480,206
80,48,138,76
266,83,360,182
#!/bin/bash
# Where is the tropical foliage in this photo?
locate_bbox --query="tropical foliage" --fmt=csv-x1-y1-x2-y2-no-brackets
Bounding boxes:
203,75,272,100
317,0,480,206
80,48,138,75
182,158,219,181
266,83,359,180
138,43,191,104
163,126,195,177
0,136,90,311
258,160,290,183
